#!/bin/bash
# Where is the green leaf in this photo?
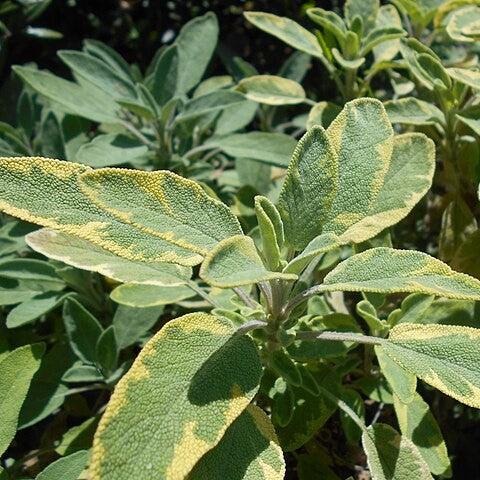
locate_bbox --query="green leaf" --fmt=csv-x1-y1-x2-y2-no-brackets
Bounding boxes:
0,158,201,266
193,75,233,98
89,313,262,479
40,112,66,159
36,450,89,480
13,66,120,123
306,101,341,129
344,0,379,32
360,26,406,57
0,343,44,456
270,377,295,426
189,405,285,480
7,291,71,328
75,133,149,168
362,423,433,480
374,5,403,62
236,75,306,105
62,364,103,383
446,5,480,42
375,345,416,404
456,107,480,136
277,126,337,250
111,283,195,307
447,67,480,90
244,12,325,59
63,298,103,364
58,50,137,100
331,48,365,69
319,247,480,300
393,393,451,477
56,416,99,455
200,235,297,287
207,132,297,168
79,167,242,258
26,229,191,286
112,305,163,349
95,325,118,376
151,45,178,105
174,12,219,94
306,8,347,47
383,323,480,408
19,342,75,429
384,97,445,126
277,51,311,83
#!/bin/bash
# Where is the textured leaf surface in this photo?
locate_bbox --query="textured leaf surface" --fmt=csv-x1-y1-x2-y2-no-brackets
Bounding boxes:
393,393,451,477
0,158,201,266
36,450,89,480
200,235,297,287
374,5,402,62
111,283,195,307
320,248,480,300
90,313,262,480
384,98,444,126
244,12,325,59
383,323,480,408
0,343,44,455
79,168,242,256
447,67,480,90
26,229,191,286
362,423,433,480
236,75,306,105
446,6,480,42
188,405,285,480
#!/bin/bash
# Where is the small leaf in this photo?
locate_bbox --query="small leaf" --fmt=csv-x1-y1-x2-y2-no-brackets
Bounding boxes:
0,343,44,456
89,313,262,480
384,97,445,126
111,284,195,307
26,229,191,287
95,326,118,377
188,405,285,480
307,8,347,47
271,378,295,426
360,26,406,57
344,0,379,32
63,298,103,364
269,349,302,387
362,423,433,480
383,323,480,408
306,101,341,129
200,235,297,287
319,247,480,300
36,450,89,480
208,131,297,168
151,45,179,105
244,12,325,59
446,5,480,42
236,75,306,105
393,393,451,477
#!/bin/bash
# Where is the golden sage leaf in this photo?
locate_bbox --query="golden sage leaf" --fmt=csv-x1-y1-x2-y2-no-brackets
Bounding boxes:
200,235,297,288
236,75,306,105
0,343,45,456
393,393,451,477
79,168,242,256
383,323,480,408
90,313,262,480
0,157,201,266
26,229,192,286
319,247,480,300
188,405,285,480
446,5,480,42
362,423,433,480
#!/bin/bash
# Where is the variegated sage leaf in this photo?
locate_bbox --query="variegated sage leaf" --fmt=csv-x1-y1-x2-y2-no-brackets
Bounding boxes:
319,247,480,300
90,313,262,480
383,323,480,408
26,229,192,286
0,157,201,266
384,98,445,126
393,393,451,477
244,12,325,59
344,0,379,33
200,235,297,287
188,405,285,480
373,5,402,63
447,67,480,90
362,423,433,480
236,75,306,105
446,6,480,42
79,168,242,257
110,283,195,307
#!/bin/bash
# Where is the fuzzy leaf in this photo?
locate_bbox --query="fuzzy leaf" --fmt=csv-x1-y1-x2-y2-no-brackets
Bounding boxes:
446,6,480,42
362,423,433,480
189,405,285,480
383,323,480,408
0,343,44,456
384,98,444,126
26,229,191,286
200,235,297,287
236,75,306,105
244,12,325,59
79,168,242,257
0,158,202,266
374,5,403,62
89,313,262,480
447,67,480,90
111,284,195,307
319,247,480,300
393,393,451,477
344,0,379,32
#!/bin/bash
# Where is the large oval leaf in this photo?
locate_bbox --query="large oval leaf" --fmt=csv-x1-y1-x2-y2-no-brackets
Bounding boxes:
236,75,306,105
90,313,262,480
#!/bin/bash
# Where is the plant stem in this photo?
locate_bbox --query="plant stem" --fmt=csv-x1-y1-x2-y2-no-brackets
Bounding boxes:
295,330,384,346
184,144,215,159
187,281,223,309
233,287,258,309
121,121,157,149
